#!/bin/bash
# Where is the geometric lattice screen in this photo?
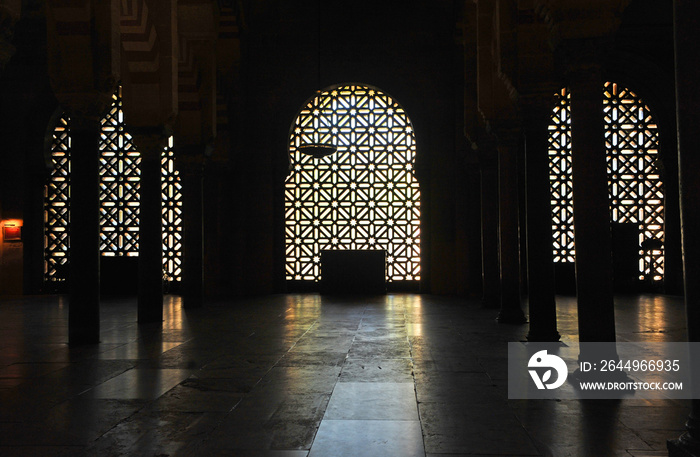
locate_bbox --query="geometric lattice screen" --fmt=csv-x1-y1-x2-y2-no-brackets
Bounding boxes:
548,82,663,282
44,115,71,283
285,84,421,282
44,87,183,285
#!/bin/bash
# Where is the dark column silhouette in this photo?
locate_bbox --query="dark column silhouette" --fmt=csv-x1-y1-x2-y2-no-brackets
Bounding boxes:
496,132,526,323
568,60,616,343
669,0,700,454
179,145,206,309
68,120,101,344
133,130,167,324
523,99,560,342
478,147,500,308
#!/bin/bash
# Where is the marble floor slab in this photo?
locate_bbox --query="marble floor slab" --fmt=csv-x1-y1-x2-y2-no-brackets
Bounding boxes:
0,293,690,456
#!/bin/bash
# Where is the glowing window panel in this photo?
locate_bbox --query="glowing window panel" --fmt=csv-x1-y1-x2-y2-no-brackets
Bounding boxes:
285,84,421,282
44,87,183,284
44,115,71,283
548,83,664,282
99,88,141,257
161,136,183,282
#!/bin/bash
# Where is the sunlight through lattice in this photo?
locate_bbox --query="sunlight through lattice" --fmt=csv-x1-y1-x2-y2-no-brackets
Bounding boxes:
44,88,183,284
548,83,664,282
44,116,71,283
285,85,421,282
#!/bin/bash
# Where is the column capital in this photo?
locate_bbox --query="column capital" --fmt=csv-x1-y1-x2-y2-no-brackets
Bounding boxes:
535,0,628,81
58,90,119,130
490,121,522,150
0,2,20,70
47,0,120,123
130,125,173,161
68,112,103,134
475,134,498,169
536,0,630,47
561,39,606,85
519,92,557,124
177,143,212,173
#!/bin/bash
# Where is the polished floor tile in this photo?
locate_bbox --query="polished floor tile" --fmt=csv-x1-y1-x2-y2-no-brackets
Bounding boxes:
339,357,414,382
309,419,424,457
206,452,309,457
0,293,692,456
324,382,418,420
80,368,191,399
97,341,183,360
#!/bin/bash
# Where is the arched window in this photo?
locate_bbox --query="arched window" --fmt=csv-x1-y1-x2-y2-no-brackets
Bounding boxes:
548,82,663,282
44,87,183,286
285,84,421,283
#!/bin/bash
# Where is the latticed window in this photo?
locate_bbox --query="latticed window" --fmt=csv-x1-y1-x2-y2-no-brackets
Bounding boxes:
161,138,183,282
548,82,663,282
285,84,421,282
44,87,183,285
44,116,71,282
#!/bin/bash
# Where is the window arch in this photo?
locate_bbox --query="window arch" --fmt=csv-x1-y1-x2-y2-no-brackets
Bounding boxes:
548,82,663,282
44,87,183,286
285,84,421,282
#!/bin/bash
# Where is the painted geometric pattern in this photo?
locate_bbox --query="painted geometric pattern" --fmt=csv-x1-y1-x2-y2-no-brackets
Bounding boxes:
285,84,421,282
44,89,183,283
548,83,663,282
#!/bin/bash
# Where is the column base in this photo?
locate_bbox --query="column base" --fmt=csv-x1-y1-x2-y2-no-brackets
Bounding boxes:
69,327,100,345
669,435,700,457
526,329,561,342
183,295,203,309
137,294,163,323
482,295,501,309
669,413,700,457
137,312,163,324
497,307,527,324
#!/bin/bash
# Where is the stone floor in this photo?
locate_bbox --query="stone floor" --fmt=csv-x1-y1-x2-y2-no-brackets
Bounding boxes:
0,292,690,456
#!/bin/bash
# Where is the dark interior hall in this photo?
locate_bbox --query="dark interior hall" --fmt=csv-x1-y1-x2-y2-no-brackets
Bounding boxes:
1,1,700,456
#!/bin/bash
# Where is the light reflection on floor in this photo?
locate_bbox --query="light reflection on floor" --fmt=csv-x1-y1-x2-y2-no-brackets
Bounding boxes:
0,292,690,456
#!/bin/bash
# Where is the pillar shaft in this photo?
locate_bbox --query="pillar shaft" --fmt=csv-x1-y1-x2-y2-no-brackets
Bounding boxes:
669,0,700,454
523,103,560,341
569,65,616,343
479,151,500,308
134,132,165,323
179,147,205,309
68,121,101,344
497,134,526,323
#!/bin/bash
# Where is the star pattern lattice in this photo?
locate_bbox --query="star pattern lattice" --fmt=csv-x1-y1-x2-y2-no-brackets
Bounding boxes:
285,85,421,282
548,83,664,282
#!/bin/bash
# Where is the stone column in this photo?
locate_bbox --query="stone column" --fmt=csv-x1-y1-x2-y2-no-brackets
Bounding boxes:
0,2,20,71
522,99,560,341
132,129,168,324
178,146,206,309
669,0,700,454
45,0,119,341
568,58,616,343
496,131,527,323
478,147,501,308
68,119,101,344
